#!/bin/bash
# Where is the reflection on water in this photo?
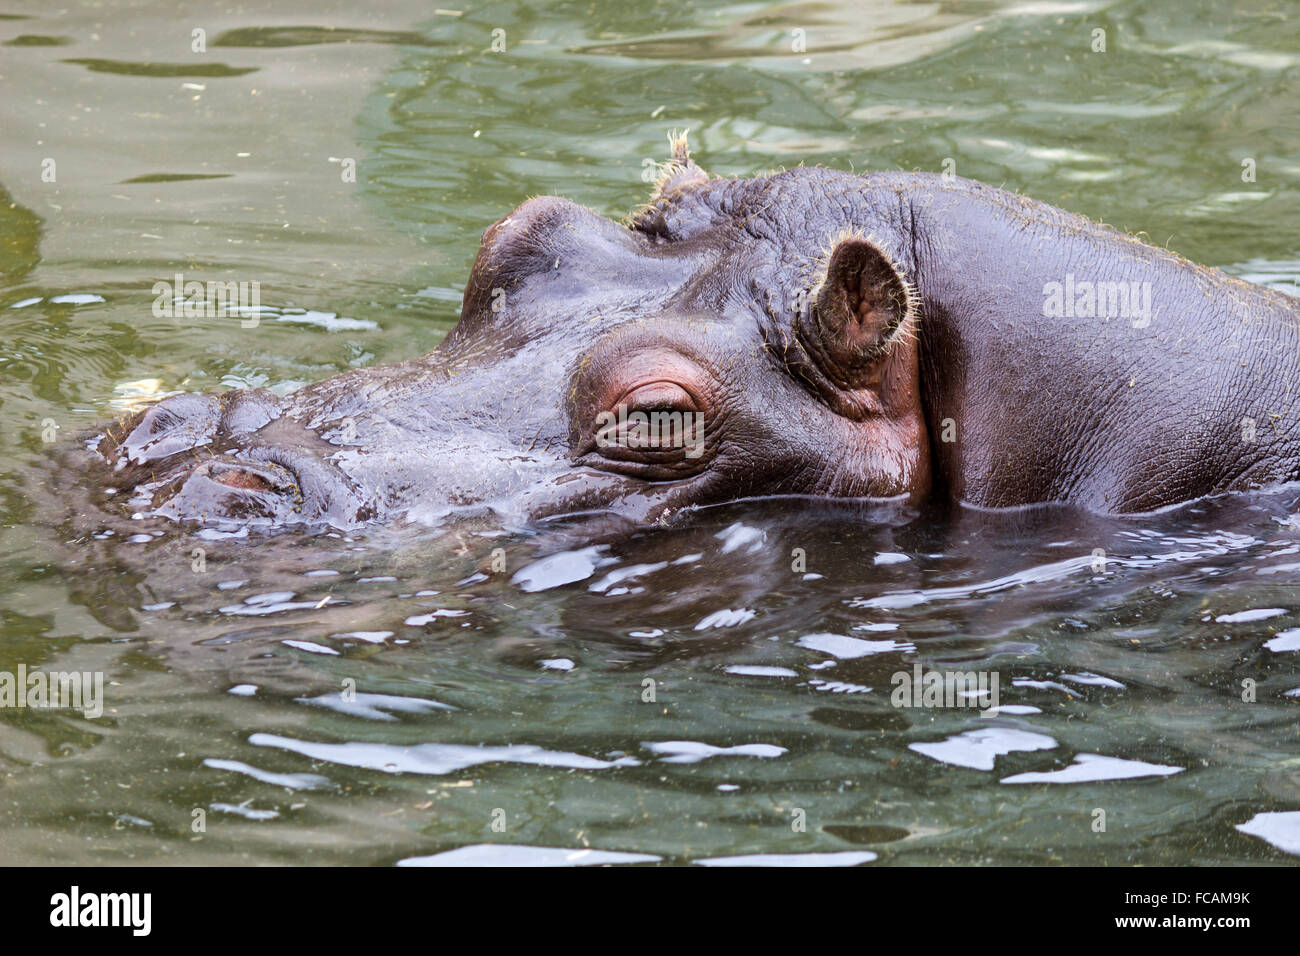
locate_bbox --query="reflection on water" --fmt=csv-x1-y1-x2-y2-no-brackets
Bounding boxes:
5,486,1300,864
1,0,1299,865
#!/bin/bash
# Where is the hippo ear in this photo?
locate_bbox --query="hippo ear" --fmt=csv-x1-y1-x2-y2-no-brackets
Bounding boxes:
798,236,915,389
653,129,709,198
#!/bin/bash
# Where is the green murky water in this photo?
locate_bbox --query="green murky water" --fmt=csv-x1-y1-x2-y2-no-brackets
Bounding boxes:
2,0,1300,865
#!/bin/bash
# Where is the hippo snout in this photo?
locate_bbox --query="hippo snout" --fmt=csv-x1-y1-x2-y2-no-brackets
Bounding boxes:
100,388,365,529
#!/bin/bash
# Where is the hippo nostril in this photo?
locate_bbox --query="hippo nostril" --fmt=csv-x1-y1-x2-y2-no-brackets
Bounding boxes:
206,460,298,495
105,387,285,475
152,457,302,525
111,392,222,467
212,468,276,492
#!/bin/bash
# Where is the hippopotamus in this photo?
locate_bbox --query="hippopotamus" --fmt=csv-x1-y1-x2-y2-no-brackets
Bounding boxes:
94,133,1300,533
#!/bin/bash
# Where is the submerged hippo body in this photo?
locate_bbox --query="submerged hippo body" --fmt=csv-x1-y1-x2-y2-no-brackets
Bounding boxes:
97,136,1300,531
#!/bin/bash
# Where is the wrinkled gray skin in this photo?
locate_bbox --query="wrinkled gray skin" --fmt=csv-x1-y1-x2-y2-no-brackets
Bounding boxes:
97,139,1300,532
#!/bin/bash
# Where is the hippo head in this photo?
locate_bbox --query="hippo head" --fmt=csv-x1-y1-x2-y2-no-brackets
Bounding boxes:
98,135,931,533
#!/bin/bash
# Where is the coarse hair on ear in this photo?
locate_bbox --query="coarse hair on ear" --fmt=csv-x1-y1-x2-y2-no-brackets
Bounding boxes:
796,229,918,389
625,130,712,234
652,129,710,198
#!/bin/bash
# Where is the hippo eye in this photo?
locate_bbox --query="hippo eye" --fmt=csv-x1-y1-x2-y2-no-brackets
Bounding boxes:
620,381,697,415
588,380,709,470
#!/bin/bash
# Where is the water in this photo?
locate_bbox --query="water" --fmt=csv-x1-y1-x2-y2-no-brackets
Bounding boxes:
2,0,1300,865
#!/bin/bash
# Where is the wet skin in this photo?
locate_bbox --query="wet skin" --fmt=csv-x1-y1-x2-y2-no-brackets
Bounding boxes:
95,136,1300,532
